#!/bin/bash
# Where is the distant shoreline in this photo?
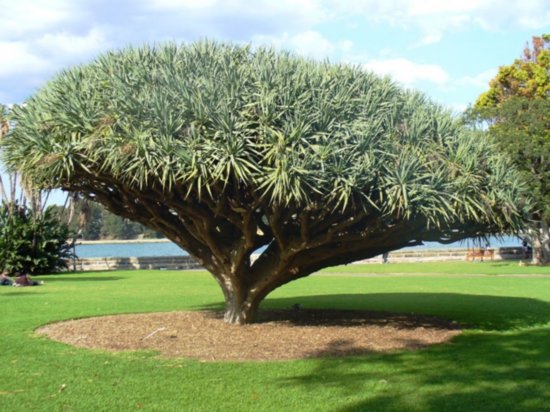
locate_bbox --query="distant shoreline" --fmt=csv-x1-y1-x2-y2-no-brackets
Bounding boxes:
79,238,171,245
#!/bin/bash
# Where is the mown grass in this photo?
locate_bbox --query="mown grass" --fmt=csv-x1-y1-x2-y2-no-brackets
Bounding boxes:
324,260,550,275
1,262,550,411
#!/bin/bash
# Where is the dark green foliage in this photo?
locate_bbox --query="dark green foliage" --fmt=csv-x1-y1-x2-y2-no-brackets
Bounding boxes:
98,210,163,240
77,202,103,240
0,203,73,275
100,212,139,239
472,34,549,263
50,202,163,240
478,97,550,222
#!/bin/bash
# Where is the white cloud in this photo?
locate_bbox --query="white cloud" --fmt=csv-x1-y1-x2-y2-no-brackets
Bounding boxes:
150,0,218,10
0,29,111,81
459,68,497,89
407,0,487,17
410,32,443,49
35,28,110,59
378,48,394,57
326,0,550,46
146,0,327,29
289,31,336,57
339,40,354,53
449,102,468,114
330,0,550,29
0,0,81,39
253,31,352,59
364,58,449,86
0,42,53,77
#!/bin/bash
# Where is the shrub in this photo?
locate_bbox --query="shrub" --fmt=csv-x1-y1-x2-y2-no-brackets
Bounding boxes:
0,203,73,275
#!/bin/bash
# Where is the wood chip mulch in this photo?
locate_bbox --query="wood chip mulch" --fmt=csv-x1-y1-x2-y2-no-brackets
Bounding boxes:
36,309,461,361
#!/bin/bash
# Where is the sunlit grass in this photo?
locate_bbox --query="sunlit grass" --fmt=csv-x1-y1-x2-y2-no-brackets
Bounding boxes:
1,264,549,411
322,260,550,275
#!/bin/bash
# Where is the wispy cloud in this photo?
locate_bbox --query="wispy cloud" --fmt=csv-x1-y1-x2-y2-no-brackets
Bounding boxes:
409,32,443,49
459,68,498,89
144,0,328,35
253,31,353,59
364,58,450,87
34,28,111,59
0,41,53,77
326,0,550,47
0,0,82,39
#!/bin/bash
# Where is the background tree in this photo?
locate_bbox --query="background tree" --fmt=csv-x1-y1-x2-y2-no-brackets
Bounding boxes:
50,201,161,240
476,34,550,107
474,34,549,264
0,104,73,275
100,212,140,239
2,42,526,323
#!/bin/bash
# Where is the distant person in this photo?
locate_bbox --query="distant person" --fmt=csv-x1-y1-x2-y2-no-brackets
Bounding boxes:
483,242,495,261
382,252,389,263
522,239,531,259
0,272,13,286
13,273,43,287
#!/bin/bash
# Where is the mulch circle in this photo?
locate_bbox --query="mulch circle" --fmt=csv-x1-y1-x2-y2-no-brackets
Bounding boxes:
36,309,461,361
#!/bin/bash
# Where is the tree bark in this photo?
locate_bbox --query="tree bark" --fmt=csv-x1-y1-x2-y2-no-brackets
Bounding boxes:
217,272,272,324
223,292,262,324
529,220,550,265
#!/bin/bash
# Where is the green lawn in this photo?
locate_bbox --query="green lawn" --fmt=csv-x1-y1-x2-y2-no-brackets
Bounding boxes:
323,260,550,275
1,262,550,411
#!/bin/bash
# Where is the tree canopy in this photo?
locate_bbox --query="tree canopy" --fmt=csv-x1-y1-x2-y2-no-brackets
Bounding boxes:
473,34,549,263
476,34,550,107
2,41,527,323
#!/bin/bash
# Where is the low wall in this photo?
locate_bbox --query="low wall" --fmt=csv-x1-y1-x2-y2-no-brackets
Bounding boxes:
70,256,202,272
70,247,525,271
356,247,524,264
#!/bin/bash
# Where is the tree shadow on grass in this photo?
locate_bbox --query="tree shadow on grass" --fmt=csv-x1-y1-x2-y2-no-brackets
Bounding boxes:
259,293,550,331
257,293,550,411
193,293,550,409
487,262,520,267
0,291,45,296
281,328,550,411
41,276,124,282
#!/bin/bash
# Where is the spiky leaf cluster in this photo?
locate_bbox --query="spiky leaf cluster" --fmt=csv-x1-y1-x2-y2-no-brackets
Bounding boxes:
4,42,524,236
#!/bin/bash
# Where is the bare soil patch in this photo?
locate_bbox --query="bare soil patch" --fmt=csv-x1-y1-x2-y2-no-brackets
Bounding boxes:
36,309,461,361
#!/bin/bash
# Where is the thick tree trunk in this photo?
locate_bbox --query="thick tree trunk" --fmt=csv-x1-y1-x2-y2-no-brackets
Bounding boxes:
223,294,261,324
217,249,293,324
212,267,265,325
220,278,270,324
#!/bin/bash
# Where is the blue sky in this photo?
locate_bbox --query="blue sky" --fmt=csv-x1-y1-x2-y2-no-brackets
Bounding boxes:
1,0,549,113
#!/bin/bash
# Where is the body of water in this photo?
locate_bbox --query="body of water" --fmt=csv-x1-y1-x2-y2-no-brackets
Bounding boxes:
75,241,187,258
75,236,522,258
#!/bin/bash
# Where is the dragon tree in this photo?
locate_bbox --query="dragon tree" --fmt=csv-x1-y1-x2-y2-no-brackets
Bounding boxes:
2,41,527,324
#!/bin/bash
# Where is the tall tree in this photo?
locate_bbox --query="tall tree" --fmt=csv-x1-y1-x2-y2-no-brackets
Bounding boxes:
476,34,550,107
100,213,141,240
2,42,526,323
474,34,550,264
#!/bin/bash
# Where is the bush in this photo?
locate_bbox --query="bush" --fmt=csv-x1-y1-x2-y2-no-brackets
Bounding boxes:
0,203,73,275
